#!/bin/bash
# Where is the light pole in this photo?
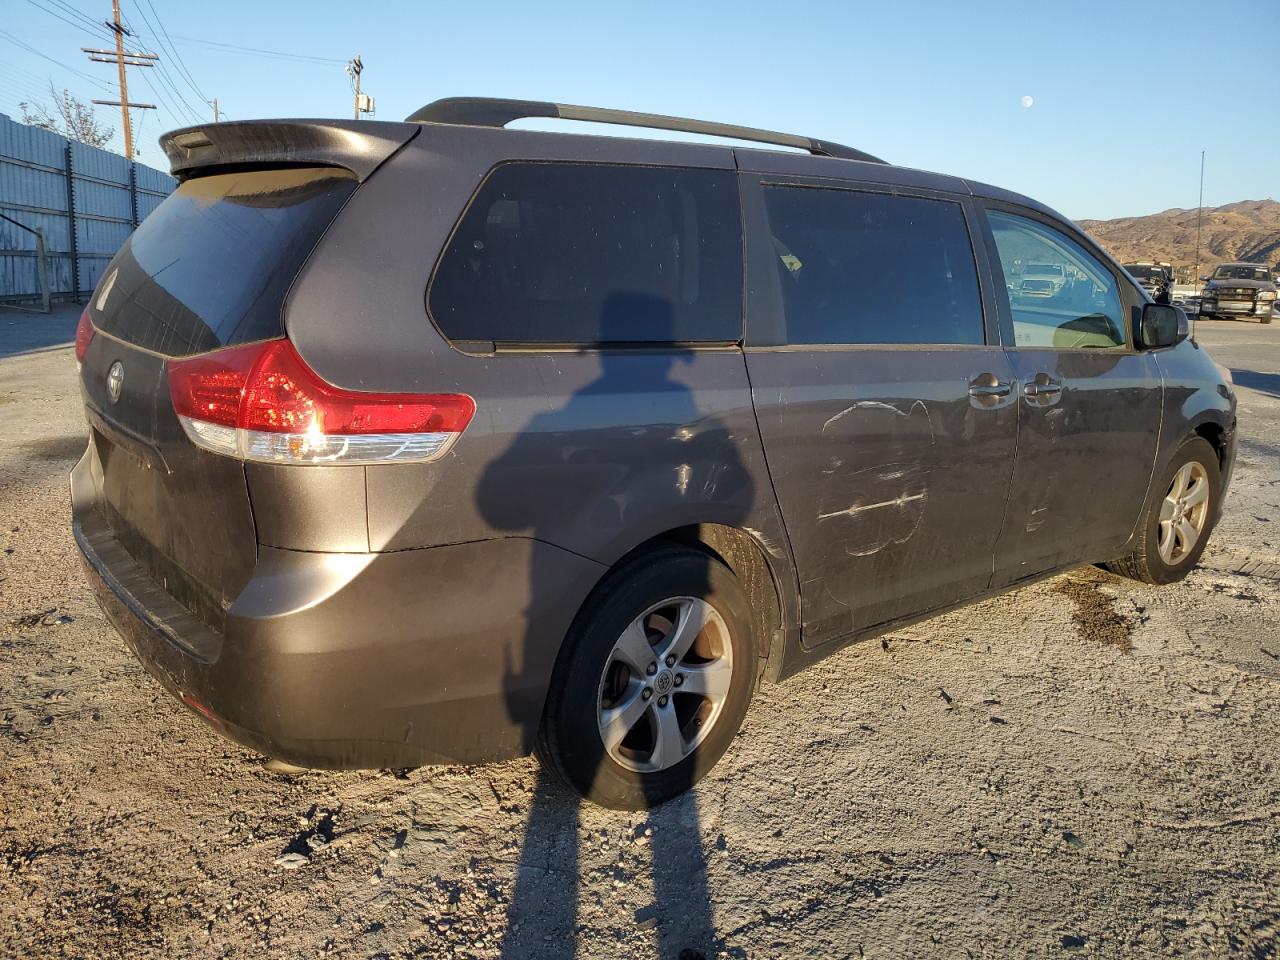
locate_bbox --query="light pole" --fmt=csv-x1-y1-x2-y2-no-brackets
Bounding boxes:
1194,150,1205,291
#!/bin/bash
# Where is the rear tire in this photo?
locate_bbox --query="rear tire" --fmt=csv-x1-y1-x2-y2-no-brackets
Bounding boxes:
538,545,759,810
1105,436,1220,585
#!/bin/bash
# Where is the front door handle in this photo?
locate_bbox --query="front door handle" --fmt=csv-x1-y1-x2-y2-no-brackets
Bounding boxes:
968,373,1013,399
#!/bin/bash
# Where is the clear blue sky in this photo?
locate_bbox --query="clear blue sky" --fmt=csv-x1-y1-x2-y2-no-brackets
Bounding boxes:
2,0,1276,220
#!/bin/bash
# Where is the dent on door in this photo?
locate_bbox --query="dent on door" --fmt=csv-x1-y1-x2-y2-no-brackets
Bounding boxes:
815,399,934,557
746,350,1018,647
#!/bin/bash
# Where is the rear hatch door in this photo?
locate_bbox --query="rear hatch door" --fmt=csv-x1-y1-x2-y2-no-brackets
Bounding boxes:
79,120,416,630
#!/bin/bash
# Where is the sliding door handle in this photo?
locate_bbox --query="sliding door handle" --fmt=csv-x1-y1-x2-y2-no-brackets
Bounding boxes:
1023,380,1063,398
968,373,1013,400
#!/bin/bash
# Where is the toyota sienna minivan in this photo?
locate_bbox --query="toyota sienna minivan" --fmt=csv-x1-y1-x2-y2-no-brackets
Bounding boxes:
72,98,1237,809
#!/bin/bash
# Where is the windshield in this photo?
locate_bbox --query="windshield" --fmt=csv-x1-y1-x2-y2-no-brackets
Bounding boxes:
1124,265,1162,280
1212,265,1271,282
1024,263,1063,276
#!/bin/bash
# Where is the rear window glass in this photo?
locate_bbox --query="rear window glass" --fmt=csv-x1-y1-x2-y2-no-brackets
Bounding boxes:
91,167,357,357
428,162,742,345
761,186,985,346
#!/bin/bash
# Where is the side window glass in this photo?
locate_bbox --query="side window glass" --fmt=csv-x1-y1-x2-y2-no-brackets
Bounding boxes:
760,186,985,346
428,163,742,345
986,211,1126,349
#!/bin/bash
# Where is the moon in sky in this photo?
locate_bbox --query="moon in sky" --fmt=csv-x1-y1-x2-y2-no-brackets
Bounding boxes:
1021,95,1035,108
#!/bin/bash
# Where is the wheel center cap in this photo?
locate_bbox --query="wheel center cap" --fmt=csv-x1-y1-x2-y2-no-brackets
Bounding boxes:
654,670,674,695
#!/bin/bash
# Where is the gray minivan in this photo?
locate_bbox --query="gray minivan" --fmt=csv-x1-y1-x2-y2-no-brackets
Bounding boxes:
72,99,1237,808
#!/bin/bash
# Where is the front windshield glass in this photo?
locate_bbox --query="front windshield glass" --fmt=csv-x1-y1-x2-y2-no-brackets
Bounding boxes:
1212,265,1271,282
1125,265,1160,280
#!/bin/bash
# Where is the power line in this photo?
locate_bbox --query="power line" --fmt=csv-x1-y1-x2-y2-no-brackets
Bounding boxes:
82,0,158,159
0,62,61,102
46,0,115,36
19,0,113,42
0,29,116,93
43,0,112,34
119,31,197,126
136,0,208,105
119,13,201,123
21,0,207,129
132,54,197,127
169,33,345,64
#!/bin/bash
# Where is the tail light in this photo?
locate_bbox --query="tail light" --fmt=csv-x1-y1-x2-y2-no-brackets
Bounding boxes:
168,339,474,465
74,307,95,364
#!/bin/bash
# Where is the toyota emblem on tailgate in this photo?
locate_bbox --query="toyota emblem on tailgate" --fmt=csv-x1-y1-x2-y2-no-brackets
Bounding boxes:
106,361,124,403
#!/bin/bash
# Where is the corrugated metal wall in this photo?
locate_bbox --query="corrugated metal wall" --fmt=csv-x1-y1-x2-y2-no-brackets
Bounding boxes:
0,112,176,303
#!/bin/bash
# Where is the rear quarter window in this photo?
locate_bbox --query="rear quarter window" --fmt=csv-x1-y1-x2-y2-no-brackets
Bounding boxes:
428,162,743,346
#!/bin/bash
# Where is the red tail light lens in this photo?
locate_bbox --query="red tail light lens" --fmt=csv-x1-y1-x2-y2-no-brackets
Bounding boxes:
74,307,95,363
168,341,259,428
168,339,475,465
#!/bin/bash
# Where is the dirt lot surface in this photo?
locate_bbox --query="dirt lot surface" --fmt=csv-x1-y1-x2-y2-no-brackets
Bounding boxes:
2,307,1278,959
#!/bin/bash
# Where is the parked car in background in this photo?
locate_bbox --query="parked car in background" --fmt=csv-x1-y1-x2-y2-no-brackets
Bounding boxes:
1199,262,1276,323
1017,262,1067,298
1123,262,1174,304
71,98,1238,809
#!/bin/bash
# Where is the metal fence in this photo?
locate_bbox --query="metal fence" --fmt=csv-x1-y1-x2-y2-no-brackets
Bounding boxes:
0,112,175,306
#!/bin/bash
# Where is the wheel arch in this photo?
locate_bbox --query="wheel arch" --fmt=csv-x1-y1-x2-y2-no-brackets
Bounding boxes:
609,523,791,682
1192,419,1228,468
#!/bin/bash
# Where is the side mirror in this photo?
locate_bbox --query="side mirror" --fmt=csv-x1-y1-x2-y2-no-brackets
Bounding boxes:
1199,275,1210,283
1140,303,1187,349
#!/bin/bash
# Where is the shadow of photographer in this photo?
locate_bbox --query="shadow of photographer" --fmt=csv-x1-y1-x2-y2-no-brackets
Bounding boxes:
476,292,753,958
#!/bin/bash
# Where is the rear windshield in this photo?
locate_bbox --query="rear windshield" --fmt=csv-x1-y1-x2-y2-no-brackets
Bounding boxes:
428,162,743,346
90,167,357,356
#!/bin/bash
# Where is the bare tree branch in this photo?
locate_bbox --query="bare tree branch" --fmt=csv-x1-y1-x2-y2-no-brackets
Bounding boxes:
20,84,115,149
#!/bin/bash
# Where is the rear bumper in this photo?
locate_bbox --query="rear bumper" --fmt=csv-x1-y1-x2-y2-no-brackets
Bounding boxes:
72,449,606,769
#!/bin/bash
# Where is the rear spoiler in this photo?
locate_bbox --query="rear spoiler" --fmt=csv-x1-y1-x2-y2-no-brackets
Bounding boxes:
159,119,419,182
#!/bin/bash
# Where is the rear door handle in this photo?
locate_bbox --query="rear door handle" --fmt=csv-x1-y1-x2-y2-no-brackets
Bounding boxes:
968,373,1013,399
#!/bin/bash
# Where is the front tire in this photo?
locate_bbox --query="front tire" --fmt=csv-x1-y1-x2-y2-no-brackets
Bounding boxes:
1105,436,1220,585
538,545,759,809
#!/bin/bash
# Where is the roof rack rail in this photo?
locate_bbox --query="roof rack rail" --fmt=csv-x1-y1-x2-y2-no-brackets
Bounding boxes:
405,97,886,165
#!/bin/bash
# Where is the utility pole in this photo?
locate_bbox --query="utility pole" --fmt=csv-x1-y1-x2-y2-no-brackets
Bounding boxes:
111,0,128,148
347,56,374,120
349,55,362,120
208,98,220,122
1194,150,1205,291
84,1,157,158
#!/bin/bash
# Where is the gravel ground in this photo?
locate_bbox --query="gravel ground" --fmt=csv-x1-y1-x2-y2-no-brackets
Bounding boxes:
2,306,1278,959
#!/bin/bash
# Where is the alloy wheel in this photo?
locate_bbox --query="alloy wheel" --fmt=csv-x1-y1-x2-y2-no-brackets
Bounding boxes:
1158,461,1210,565
595,597,734,773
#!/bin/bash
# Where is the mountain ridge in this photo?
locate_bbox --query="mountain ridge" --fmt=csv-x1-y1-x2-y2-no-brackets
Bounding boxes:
1078,199,1280,275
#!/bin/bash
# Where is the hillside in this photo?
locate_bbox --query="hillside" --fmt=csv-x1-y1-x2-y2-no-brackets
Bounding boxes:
1078,199,1280,277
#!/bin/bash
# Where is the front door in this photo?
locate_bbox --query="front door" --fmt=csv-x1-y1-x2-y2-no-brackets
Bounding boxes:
742,179,1018,647
978,207,1162,585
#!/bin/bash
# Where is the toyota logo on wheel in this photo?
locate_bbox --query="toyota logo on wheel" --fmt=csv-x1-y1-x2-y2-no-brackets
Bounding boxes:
106,361,124,404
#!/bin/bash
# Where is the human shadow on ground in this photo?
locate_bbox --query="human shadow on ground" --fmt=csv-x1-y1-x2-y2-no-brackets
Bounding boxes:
476,292,752,958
